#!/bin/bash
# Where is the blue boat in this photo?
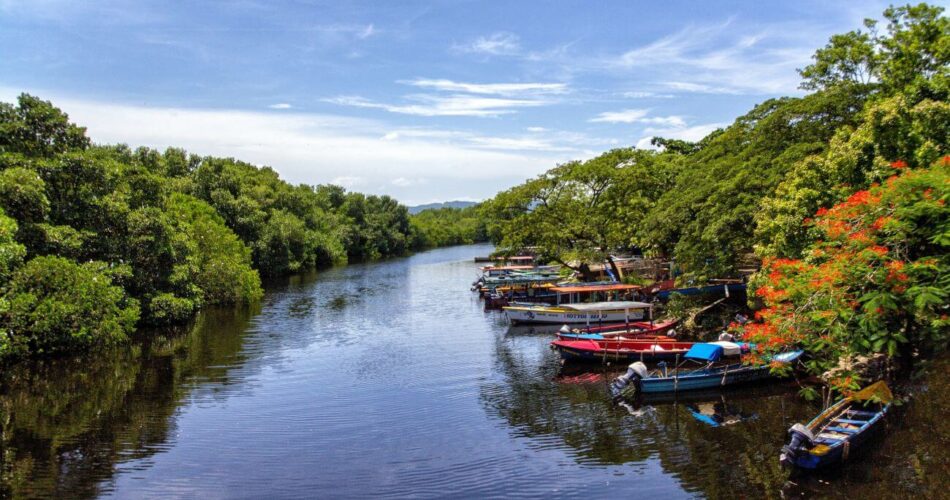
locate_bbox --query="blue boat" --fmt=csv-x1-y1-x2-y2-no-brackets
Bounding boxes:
780,381,892,470
609,343,803,398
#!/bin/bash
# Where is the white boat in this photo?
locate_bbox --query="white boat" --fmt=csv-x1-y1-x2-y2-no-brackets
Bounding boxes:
503,300,652,324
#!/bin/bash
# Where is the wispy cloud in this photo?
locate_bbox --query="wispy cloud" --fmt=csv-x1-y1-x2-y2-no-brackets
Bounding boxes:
268,103,292,109
589,108,649,123
602,18,823,95
326,94,549,117
664,81,738,95
402,78,567,96
454,32,521,55
622,91,674,99
327,78,567,117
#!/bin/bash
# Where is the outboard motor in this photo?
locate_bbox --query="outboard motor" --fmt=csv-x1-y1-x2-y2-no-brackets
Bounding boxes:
610,362,648,400
558,325,571,335
718,331,735,342
780,423,816,467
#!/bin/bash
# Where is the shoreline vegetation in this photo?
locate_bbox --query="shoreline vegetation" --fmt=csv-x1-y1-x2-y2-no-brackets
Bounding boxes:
0,95,487,361
1,2,947,402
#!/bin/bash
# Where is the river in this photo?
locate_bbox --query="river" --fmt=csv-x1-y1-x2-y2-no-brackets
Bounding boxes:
0,244,946,498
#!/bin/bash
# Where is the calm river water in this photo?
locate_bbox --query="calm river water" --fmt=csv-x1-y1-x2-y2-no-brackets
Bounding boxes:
1,244,946,498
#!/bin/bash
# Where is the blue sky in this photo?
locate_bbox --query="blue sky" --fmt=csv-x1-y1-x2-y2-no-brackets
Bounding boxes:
0,0,889,205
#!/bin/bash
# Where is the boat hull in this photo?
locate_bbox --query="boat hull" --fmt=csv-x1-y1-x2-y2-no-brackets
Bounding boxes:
636,364,774,394
504,307,646,324
551,339,692,363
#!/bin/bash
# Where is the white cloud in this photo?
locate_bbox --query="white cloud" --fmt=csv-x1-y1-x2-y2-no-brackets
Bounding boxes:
526,126,547,132
325,94,550,117
327,78,566,117
455,32,521,55
589,108,649,123
638,115,686,127
402,78,567,96
332,176,365,187
664,81,738,94
622,91,674,99
268,103,292,109
378,126,608,154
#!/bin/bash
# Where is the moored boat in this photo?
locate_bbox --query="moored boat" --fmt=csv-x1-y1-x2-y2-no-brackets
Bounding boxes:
609,344,803,398
555,319,679,340
504,300,652,324
551,338,695,363
780,381,893,470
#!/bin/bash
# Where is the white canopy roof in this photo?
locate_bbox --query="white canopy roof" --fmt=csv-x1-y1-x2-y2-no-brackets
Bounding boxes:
560,301,652,311
709,341,742,356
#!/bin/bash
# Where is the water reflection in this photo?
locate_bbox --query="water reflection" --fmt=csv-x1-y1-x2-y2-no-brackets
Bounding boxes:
0,308,257,498
481,329,817,496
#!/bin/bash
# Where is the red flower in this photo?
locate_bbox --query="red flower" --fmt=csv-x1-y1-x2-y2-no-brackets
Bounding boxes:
890,160,908,169
815,207,829,217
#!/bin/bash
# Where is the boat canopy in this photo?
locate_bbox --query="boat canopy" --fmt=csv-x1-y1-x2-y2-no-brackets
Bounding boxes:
709,341,742,356
549,284,639,294
851,380,894,403
482,265,535,271
560,301,652,312
685,343,724,362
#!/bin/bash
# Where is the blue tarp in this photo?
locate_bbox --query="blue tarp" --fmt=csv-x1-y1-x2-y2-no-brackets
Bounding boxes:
685,343,724,361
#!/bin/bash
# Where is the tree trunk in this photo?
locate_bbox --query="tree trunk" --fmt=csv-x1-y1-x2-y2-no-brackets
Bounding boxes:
606,254,622,282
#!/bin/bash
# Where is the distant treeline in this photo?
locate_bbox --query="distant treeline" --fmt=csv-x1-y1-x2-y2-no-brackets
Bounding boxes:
0,97,479,360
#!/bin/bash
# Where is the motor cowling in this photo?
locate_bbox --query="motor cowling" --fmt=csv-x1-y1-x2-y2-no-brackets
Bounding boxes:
610,362,647,400
780,423,815,467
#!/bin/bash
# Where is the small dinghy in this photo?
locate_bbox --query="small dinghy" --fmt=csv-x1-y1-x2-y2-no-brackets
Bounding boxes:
780,381,893,470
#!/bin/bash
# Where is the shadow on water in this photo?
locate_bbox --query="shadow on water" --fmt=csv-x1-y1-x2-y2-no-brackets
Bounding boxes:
0,307,259,499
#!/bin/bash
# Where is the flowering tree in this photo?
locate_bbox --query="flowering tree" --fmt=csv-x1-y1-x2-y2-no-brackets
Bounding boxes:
743,159,949,393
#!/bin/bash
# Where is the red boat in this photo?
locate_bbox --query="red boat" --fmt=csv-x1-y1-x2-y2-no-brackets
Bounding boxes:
550,338,695,363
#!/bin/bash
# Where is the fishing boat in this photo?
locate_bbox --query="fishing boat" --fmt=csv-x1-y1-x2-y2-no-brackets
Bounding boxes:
504,300,652,324
550,338,695,363
503,283,649,324
555,319,679,340
609,343,804,398
780,381,893,470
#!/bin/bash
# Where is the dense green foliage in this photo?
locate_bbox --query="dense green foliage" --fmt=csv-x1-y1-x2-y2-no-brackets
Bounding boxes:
0,95,472,360
0,256,140,357
410,205,487,248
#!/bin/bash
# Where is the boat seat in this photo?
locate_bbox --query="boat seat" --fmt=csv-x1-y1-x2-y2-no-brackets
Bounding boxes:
815,437,841,444
846,410,876,418
826,426,859,434
818,431,850,440
833,418,868,425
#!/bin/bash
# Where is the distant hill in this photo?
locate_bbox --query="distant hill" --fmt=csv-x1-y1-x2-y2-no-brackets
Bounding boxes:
408,200,478,214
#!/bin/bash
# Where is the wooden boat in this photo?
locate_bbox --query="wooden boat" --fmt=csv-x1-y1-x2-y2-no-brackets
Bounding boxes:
555,319,679,340
551,338,695,363
780,381,893,470
609,344,803,398
505,300,652,324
